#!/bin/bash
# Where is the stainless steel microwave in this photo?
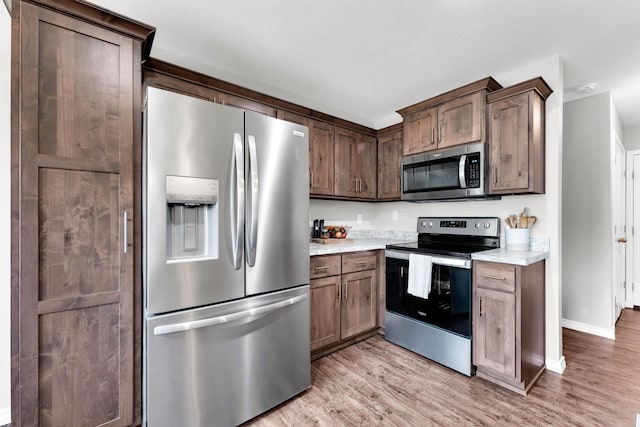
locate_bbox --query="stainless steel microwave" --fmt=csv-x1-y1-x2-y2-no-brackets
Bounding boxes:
401,142,488,201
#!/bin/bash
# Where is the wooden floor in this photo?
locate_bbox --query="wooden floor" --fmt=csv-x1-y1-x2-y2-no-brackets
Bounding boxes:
247,309,640,426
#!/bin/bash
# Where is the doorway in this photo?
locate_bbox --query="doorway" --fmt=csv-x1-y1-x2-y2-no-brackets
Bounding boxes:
626,149,640,308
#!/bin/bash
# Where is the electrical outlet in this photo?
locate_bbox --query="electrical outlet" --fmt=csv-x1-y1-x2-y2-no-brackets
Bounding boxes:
392,210,399,221
357,213,363,223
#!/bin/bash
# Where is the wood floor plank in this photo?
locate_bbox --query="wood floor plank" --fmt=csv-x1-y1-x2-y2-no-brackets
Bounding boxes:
246,309,640,426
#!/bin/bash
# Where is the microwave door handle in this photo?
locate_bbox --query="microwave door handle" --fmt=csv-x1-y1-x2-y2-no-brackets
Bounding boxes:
459,154,467,189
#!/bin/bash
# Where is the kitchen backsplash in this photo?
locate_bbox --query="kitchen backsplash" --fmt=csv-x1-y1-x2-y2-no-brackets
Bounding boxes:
348,229,417,240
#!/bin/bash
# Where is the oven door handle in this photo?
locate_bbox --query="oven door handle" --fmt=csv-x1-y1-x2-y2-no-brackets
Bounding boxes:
385,250,471,269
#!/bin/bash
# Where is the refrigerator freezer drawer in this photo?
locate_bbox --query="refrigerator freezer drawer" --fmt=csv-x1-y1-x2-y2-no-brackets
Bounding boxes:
144,285,311,427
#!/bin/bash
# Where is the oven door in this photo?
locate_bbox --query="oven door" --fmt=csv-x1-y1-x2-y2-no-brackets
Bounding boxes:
385,250,472,337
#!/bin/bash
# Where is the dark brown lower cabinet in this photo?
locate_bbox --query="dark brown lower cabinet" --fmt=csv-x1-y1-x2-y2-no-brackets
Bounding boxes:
310,251,378,354
11,2,153,426
473,260,546,395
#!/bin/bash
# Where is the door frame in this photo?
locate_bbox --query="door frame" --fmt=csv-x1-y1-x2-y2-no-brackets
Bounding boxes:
611,130,626,323
626,149,640,308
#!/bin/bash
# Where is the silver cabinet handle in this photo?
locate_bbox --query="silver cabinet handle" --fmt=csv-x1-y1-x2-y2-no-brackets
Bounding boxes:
400,266,404,278
247,135,259,267
354,178,358,192
344,283,348,300
431,127,435,144
480,274,506,281
355,260,369,266
123,211,128,254
153,293,307,335
314,266,329,271
494,166,498,184
230,133,245,270
439,125,444,142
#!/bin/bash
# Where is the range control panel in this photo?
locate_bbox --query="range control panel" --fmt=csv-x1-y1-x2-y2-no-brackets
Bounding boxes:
417,217,500,237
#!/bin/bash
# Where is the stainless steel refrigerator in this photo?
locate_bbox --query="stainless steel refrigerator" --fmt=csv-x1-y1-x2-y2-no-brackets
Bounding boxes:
142,87,311,427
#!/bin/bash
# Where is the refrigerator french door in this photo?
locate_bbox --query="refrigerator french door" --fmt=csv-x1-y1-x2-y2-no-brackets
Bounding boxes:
143,87,310,426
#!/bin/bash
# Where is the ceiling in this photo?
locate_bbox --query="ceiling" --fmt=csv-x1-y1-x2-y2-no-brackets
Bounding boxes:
91,0,640,130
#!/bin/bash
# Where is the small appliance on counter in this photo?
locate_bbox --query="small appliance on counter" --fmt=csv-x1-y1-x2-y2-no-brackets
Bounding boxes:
385,217,500,376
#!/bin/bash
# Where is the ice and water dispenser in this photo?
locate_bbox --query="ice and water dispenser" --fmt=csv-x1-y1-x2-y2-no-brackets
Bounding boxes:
165,175,219,262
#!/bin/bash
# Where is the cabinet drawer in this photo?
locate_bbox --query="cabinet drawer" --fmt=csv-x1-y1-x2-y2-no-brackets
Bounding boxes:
342,251,377,274
310,255,341,278
475,261,516,293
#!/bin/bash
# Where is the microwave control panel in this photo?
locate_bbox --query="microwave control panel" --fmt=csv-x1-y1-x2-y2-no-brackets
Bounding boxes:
466,153,481,188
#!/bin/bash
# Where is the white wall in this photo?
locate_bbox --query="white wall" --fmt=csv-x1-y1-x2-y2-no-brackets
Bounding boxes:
624,125,640,151
1,5,11,425
312,54,566,373
562,93,615,336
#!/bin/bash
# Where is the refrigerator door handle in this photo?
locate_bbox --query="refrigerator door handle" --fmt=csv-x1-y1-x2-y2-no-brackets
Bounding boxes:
247,135,259,267
153,293,308,335
231,132,245,270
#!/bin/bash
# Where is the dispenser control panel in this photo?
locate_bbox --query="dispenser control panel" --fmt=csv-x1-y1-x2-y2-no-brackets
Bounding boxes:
166,175,218,204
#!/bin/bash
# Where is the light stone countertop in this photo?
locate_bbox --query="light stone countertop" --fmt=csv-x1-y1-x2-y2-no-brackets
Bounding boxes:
472,236,550,266
310,230,550,266
309,230,417,256
471,248,549,266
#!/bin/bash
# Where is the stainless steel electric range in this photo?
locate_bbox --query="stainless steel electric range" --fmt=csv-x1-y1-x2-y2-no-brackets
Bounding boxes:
385,217,500,376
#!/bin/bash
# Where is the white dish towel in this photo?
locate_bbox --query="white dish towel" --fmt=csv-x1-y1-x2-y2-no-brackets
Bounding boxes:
408,253,433,300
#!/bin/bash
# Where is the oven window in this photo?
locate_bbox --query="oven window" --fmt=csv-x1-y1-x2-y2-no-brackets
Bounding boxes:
429,266,471,337
403,156,461,193
386,258,471,338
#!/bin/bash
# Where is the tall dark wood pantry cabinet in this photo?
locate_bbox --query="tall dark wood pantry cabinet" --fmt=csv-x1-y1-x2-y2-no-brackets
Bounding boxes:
11,1,154,426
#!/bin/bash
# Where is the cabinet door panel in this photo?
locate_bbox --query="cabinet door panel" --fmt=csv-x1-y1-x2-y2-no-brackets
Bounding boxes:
489,93,530,192
334,128,358,197
310,276,341,350
474,287,516,379
377,131,402,200
310,121,335,195
341,270,377,339
357,134,377,199
438,92,483,148
403,107,437,155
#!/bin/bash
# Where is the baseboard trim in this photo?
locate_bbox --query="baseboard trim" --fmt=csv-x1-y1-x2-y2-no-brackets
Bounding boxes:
562,318,615,340
545,355,566,374
0,406,10,426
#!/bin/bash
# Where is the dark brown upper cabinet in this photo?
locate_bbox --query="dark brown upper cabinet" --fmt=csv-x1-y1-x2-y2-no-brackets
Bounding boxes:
276,110,336,196
377,128,402,200
397,77,502,156
334,128,377,199
487,77,552,195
